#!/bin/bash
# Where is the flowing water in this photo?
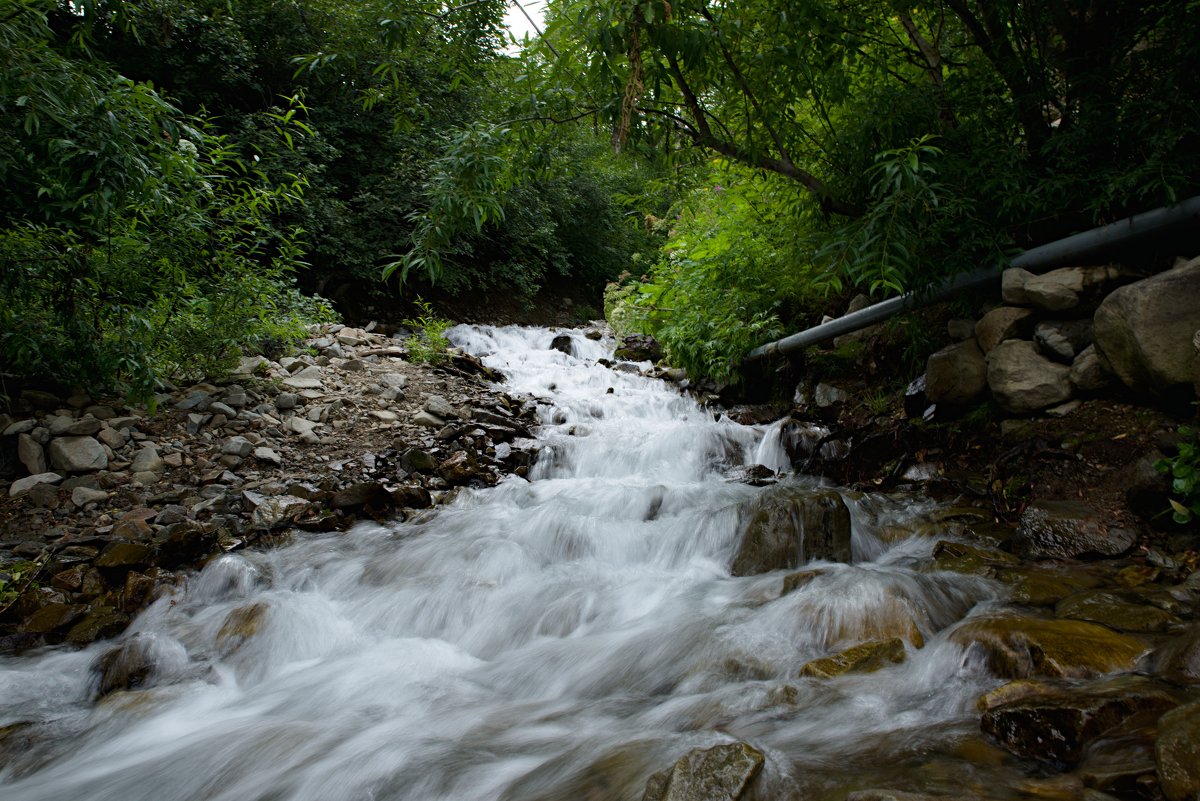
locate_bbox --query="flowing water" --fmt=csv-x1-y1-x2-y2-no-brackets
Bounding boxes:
0,326,1016,801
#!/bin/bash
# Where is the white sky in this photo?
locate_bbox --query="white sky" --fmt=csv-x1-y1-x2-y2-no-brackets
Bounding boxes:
502,1,548,47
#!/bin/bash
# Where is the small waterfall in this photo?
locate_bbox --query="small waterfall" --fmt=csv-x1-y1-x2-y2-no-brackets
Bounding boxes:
0,325,1008,801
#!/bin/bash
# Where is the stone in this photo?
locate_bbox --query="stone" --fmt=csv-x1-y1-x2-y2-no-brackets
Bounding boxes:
987,340,1072,414
1034,320,1093,363
48,436,108,472
813,383,849,409
251,495,310,530
66,606,130,645
174,391,212,411
3,418,36,436
369,410,399,423
71,486,108,507
981,677,1178,765
799,638,907,678
438,451,479,484
995,566,1100,607
1055,590,1181,633
274,392,300,411
47,415,102,437
17,433,46,474
975,307,1034,353
221,437,254,458
209,401,237,418
1079,720,1159,798
235,355,269,375
330,482,389,508
341,359,367,373
412,411,445,428
924,339,988,405
282,366,324,390
155,521,219,567
550,333,574,355
642,742,764,801
424,395,458,419
380,373,407,389
1153,624,1200,684
950,614,1148,679
1069,345,1114,392
1093,258,1200,394
1014,500,1136,559
1002,267,1034,305
388,485,433,509
1023,265,1125,312
129,447,164,474
1156,701,1200,801
95,542,152,569
97,427,126,450
92,637,158,697
400,448,439,472
931,540,1019,576
20,602,88,635
614,334,662,363
8,472,63,497
946,319,976,341
253,446,282,466
730,485,852,576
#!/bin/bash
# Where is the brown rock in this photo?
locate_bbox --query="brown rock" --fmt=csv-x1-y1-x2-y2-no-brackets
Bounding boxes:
924,340,988,405
730,485,851,576
642,742,763,801
1156,700,1200,801
1014,500,1136,559
799,638,907,678
975,307,1034,354
951,614,1147,679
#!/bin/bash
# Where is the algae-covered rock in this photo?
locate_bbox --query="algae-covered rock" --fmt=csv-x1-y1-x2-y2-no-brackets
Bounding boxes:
1055,590,1182,633
730,485,851,576
1014,501,1136,559
216,602,269,654
642,742,764,801
930,540,1019,576
951,614,1147,678
1156,700,1200,801
65,606,130,645
995,566,1100,606
800,638,907,678
981,677,1178,765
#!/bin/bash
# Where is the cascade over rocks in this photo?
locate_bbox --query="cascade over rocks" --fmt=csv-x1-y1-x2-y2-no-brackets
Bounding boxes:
729,483,852,575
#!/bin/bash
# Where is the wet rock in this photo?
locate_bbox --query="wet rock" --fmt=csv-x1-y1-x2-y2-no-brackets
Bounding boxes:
216,602,268,654
330,482,389,509
550,334,574,355
987,340,1072,414
1014,501,1136,559
924,340,988,405
642,742,763,801
1153,624,1200,684
1079,723,1160,800
952,615,1147,679
48,436,108,472
1055,590,1181,633
251,495,310,530
1156,700,1200,801
730,485,852,576
20,602,88,635
981,677,1178,765
388,485,433,509
931,540,1019,576
8,472,63,497
975,307,1035,353
995,566,1100,606
155,521,218,567
95,542,152,569
438,451,480,484
615,334,662,363
92,637,156,697
1094,257,1200,394
66,606,130,645
799,638,907,678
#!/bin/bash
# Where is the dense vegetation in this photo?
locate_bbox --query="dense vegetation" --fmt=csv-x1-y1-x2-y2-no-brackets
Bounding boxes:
3,0,1198,395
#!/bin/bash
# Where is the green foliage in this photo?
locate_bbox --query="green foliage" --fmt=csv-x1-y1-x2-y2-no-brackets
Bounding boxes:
402,298,453,365
0,560,41,610
1156,426,1200,524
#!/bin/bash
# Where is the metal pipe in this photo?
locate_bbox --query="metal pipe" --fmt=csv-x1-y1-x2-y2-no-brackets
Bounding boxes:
745,195,1200,362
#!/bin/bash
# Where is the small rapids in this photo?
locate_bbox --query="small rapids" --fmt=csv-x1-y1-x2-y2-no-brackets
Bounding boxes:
0,326,1012,801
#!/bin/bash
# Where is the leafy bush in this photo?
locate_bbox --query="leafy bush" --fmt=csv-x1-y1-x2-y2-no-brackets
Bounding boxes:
1156,426,1200,524
402,299,453,365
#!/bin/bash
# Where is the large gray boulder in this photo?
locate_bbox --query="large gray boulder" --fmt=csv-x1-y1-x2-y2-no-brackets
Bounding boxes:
1023,265,1127,312
987,340,1072,413
48,436,108,472
1093,257,1200,395
730,484,852,575
924,339,987,405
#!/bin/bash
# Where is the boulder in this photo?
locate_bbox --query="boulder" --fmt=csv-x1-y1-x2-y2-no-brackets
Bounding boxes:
924,340,988,405
730,485,852,576
642,742,763,801
1033,320,1093,363
987,340,1072,413
66,606,130,645
1093,258,1200,394
47,436,108,472
975,307,1035,354
946,319,977,341
8,472,63,497
424,395,458,419
614,334,662,363
950,614,1147,679
155,521,219,567
281,366,324,390
330,482,389,509
1055,590,1181,633
1069,345,1114,392
1014,500,1136,559
1023,265,1125,312
129,446,164,474
1153,623,1200,684
71,486,108,507
1002,267,1034,305
95,542,152,569
438,451,480,484
980,677,1178,765
251,495,310,530
92,637,157,697
17,433,46,474
1156,701,1200,801
550,334,574,356
221,437,254,458
799,638,906,678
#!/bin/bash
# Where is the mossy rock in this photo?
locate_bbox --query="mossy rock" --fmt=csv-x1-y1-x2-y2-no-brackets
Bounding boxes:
642,742,764,801
930,540,1019,576
1055,590,1182,633
65,606,130,645
216,601,268,654
951,614,1148,678
730,485,851,576
1156,700,1200,801
995,566,1100,606
800,638,907,678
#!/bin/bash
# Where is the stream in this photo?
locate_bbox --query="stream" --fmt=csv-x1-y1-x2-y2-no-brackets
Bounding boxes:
0,325,1016,801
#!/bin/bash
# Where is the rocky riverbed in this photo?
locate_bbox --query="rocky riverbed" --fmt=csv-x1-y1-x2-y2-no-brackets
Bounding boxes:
0,323,546,650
